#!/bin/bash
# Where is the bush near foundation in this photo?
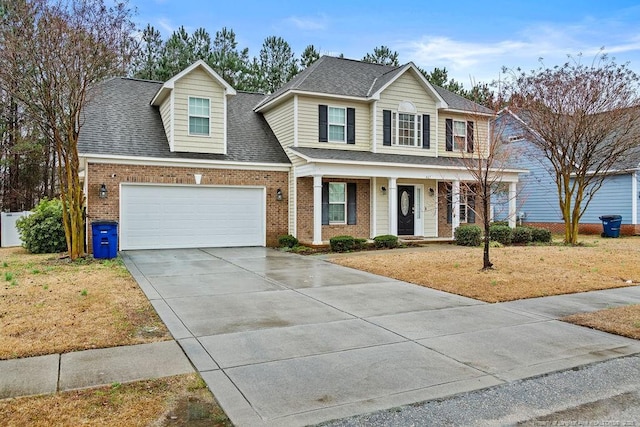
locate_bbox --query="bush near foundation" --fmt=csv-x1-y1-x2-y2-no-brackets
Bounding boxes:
373,235,399,249
454,225,482,246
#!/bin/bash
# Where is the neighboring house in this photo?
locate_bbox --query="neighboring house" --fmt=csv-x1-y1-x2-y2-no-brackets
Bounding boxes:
496,110,640,235
78,56,522,250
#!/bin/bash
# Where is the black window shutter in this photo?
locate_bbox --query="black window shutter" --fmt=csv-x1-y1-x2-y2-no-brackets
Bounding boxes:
446,185,452,224
422,114,430,149
467,121,474,153
346,108,355,144
319,105,328,142
347,183,357,225
467,191,475,223
321,182,329,225
445,119,453,151
383,110,391,146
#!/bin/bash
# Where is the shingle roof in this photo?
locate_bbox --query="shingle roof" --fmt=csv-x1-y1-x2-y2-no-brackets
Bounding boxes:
78,78,290,164
255,56,493,114
291,147,470,168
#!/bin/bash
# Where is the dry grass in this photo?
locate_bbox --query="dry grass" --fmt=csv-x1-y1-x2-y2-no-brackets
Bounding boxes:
330,236,640,303
564,304,640,340
0,373,231,427
0,247,170,360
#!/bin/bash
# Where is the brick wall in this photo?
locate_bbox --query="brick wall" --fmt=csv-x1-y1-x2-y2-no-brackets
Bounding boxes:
296,177,371,243
524,222,640,236
87,163,289,249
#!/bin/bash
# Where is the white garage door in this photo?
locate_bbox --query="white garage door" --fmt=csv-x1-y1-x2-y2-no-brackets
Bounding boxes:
120,184,265,250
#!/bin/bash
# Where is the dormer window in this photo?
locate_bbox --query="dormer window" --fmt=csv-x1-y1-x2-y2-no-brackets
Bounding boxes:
188,97,210,136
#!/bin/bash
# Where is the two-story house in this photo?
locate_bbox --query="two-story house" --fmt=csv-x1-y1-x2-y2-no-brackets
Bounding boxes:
78,56,521,250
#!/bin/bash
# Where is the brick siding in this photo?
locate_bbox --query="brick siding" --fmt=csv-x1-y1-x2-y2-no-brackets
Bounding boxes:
87,163,289,250
524,222,640,236
296,177,371,243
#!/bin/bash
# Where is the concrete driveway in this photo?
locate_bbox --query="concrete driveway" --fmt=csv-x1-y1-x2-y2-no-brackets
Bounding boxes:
121,247,640,427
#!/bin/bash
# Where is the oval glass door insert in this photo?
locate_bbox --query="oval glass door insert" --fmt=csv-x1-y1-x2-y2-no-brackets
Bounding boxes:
401,191,410,216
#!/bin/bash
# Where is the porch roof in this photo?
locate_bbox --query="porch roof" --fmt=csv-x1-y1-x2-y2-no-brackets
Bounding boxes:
291,148,525,182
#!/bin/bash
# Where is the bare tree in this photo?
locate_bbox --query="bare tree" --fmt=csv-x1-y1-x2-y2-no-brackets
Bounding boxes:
0,0,136,259
456,111,520,269
503,52,640,244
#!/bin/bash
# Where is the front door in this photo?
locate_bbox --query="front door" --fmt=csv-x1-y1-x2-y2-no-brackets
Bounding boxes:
397,185,415,235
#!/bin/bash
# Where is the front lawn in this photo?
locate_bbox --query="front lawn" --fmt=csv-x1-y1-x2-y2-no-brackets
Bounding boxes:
0,247,170,360
330,235,640,303
0,247,231,426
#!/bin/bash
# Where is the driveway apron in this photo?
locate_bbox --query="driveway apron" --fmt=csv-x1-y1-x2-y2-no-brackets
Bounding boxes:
122,248,640,427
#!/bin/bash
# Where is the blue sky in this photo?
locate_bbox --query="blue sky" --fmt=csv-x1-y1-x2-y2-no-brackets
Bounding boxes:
133,0,640,88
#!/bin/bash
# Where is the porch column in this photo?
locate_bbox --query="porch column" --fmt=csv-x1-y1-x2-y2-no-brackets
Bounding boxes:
452,180,461,235
388,177,398,235
508,181,517,228
313,175,323,245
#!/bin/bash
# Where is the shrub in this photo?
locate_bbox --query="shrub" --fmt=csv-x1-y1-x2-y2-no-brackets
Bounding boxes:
491,221,509,227
454,225,482,246
16,198,67,254
530,227,552,243
354,238,368,250
489,224,512,245
511,226,533,244
373,234,399,249
330,235,356,252
278,234,298,248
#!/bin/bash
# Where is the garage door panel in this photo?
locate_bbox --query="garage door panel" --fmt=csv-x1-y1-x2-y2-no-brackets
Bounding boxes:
120,185,265,250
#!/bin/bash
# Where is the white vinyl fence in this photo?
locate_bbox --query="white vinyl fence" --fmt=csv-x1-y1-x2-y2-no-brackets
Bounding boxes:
1,211,31,247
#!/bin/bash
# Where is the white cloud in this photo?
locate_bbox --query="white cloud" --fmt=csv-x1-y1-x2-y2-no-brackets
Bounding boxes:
286,15,328,31
156,17,175,35
398,20,640,86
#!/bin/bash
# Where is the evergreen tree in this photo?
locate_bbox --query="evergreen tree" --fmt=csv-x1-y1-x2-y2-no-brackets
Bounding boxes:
258,36,298,93
211,27,249,88
300,44,320,68
362,45,399,66
132,24,163,80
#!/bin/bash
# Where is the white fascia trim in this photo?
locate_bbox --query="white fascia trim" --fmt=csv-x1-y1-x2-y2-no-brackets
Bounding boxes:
441,108,495,118
80,154,291,171
293,162,521,182
255,90,372,112
292,151,525,174
370,64,449,109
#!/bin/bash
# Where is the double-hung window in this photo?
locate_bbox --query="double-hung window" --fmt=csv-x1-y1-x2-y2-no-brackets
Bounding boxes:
453,120,466,151
391,112,421,146
188,97,210,136
328,107,346,142
328,182,346,224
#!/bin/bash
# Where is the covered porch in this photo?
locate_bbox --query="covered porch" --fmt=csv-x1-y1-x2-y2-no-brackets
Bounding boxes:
290,148,521,245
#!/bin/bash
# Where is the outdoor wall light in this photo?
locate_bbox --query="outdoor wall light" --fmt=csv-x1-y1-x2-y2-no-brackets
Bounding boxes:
381,186,387,194
98,183,108,199
429,187,435,196
276,188,283,201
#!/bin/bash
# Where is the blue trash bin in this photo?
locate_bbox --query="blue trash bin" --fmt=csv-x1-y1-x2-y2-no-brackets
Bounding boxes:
599,215,622,238
92,220,118,259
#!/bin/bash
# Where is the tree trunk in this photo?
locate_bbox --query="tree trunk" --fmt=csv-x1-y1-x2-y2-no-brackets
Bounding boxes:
482,194,493,270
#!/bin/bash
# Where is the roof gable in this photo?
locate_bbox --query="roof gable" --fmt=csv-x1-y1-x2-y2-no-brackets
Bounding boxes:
151,59,237,106
255,56,492,115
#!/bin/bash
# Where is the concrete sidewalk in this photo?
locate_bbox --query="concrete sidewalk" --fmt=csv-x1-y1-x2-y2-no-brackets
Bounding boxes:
121,247,640,427
0,340,193,399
